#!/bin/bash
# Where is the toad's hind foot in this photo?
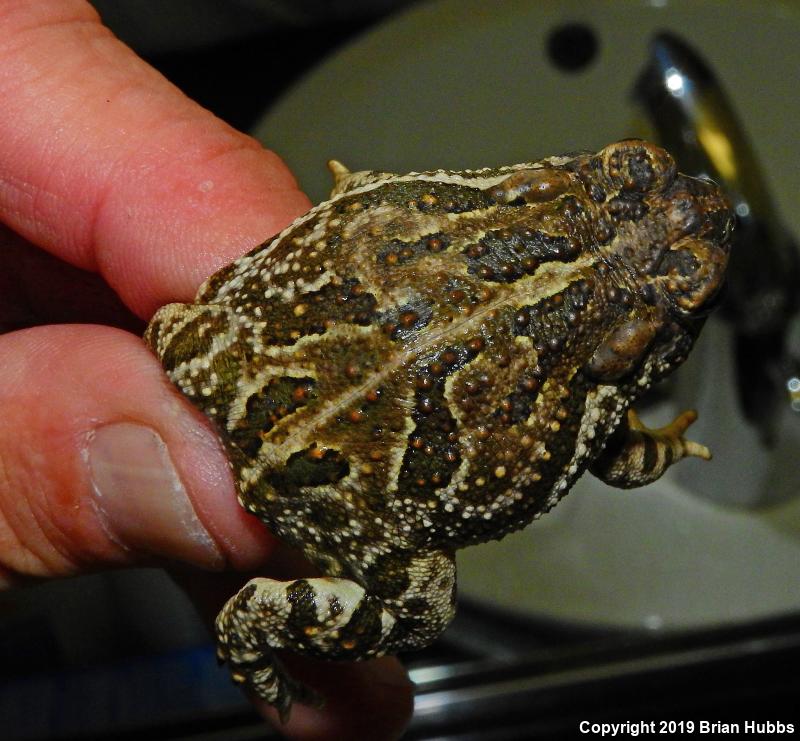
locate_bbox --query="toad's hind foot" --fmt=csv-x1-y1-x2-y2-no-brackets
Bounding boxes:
215,613,323,723
590,408,710,489
214,552,456,720
214,575,396,721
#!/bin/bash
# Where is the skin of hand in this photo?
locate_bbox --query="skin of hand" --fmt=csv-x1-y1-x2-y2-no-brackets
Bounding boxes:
0,2,413,739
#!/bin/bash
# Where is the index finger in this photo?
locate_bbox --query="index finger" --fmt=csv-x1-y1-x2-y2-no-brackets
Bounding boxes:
0,0,310,318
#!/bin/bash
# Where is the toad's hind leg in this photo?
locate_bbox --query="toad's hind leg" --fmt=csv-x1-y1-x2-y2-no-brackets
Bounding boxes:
590,408,711,488
215,550,456,720
215,578,377,720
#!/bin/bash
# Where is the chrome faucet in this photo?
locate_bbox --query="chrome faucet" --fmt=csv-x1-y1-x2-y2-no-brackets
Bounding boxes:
634,32,800,443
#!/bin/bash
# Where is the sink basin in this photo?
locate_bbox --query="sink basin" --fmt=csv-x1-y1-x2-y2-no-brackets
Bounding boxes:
252,0,800,630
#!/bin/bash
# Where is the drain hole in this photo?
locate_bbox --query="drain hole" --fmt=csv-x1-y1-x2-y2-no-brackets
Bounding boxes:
546,23,598,72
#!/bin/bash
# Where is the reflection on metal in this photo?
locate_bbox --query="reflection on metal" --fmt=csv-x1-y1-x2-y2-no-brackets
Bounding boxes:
789,376,800,412
406,613,800,734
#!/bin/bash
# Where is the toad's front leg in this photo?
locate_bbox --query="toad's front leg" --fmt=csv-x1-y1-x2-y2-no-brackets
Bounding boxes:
590,408,711,488
215,549,456,720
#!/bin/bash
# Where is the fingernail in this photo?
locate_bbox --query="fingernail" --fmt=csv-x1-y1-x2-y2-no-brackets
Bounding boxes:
87,422,224,569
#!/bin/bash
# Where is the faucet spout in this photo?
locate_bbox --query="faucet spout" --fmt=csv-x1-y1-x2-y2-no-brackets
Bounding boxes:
634,32,800,443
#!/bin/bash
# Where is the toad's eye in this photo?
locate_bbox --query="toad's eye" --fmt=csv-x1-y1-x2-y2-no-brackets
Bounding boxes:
599,139,676,193
656,237,728,316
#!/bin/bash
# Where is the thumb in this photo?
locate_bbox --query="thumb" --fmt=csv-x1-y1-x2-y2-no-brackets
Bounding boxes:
0,324,274,584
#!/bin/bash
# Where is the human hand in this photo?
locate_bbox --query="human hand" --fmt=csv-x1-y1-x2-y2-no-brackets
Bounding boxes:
0,1,412,738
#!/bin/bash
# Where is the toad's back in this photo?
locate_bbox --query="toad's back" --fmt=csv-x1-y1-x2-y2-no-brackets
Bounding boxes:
145,140,733,718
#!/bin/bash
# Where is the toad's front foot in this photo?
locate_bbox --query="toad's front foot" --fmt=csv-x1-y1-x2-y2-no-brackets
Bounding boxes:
591,408,710,488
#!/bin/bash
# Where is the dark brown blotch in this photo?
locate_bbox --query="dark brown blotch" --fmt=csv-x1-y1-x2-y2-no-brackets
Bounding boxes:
379,298,434,342
344,179,492,216
269,445,350,491
497,372,541,425
397,365,461,500
463,228,579,284
327,595,385,656
157,312,228,373
367,551,412,600
513,282,594,354
285,580,319,634
258,278,379,346
229,377,316,458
